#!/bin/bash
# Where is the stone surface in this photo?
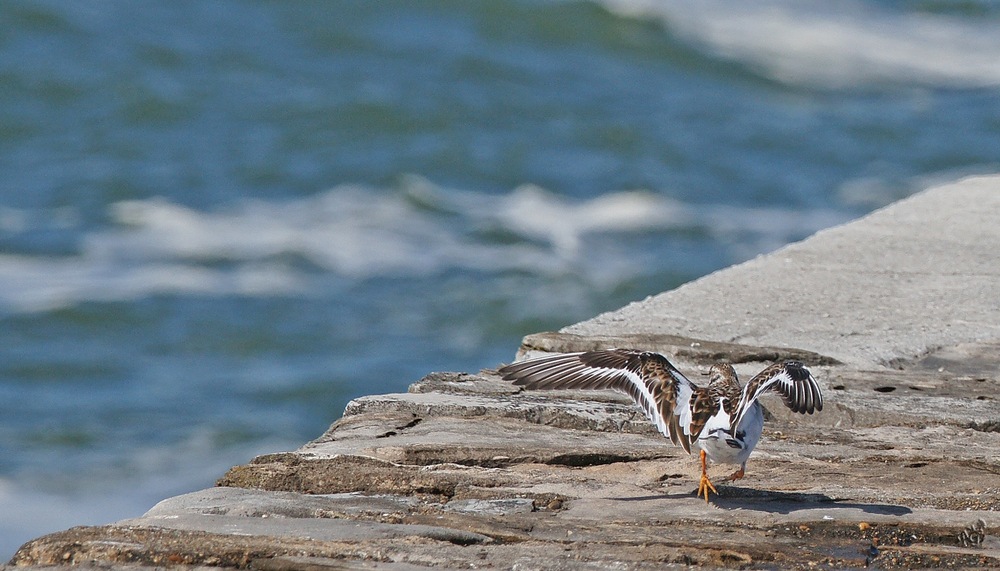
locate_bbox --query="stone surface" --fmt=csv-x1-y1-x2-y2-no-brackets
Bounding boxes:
7,175,1000,569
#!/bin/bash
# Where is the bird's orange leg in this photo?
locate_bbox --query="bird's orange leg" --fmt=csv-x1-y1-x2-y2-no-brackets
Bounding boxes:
697,449,717,503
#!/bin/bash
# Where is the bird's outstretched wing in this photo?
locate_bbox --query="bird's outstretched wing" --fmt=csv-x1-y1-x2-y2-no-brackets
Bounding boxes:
731,361,823,431
498,349,703,453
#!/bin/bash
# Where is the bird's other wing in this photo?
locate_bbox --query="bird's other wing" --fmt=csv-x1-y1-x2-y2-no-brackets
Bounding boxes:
498,349,701,453
731,361,823,430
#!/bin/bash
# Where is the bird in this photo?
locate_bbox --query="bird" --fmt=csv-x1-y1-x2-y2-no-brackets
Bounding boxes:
497,349,823,502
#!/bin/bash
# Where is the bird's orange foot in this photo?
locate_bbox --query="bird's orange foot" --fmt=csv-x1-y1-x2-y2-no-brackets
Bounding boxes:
725,465,746,482
697,472,718,502
697,449,717,503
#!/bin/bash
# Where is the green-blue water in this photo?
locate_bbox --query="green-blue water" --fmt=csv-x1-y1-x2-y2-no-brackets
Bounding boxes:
2,0,999,557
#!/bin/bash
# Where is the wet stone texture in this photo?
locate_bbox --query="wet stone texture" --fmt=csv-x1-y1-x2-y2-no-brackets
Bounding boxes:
7,334,1000,570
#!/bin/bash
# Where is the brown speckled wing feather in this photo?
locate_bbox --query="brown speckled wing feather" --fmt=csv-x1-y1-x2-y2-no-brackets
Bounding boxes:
499,349,702,453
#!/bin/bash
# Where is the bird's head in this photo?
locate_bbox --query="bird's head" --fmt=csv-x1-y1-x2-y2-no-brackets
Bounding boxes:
706,363,739,386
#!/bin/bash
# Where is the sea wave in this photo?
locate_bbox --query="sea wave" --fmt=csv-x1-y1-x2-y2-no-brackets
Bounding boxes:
598,0,1000,88
0,178,847,313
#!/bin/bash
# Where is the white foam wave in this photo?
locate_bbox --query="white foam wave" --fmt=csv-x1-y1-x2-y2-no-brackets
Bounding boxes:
496,184,689,255
599,0,1000,88
0,254,306,313
0,179,847,313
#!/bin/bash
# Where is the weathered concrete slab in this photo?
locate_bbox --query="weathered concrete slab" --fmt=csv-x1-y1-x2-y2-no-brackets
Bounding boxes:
562,175,1000,369
8,176,1000,569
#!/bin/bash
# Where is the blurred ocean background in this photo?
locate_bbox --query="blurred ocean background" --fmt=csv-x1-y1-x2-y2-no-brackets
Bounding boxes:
2,0,1000,557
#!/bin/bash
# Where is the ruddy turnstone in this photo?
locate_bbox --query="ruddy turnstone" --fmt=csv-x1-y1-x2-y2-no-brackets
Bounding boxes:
498,349,823,502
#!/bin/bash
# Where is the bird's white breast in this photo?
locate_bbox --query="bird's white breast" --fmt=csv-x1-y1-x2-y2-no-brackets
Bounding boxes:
695,402,764,466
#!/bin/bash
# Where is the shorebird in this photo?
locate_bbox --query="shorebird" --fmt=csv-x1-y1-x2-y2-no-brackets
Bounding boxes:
498,349,823,502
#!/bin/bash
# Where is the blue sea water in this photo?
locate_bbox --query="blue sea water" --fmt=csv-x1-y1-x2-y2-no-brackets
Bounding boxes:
2,0,1000,558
